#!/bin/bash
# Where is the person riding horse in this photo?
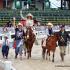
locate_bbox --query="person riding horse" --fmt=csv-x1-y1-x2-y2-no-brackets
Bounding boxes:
58,25,70,61
42,22,55,61
42,22,62,62
46,22,54,36
46,22,54,44
24,26,36,59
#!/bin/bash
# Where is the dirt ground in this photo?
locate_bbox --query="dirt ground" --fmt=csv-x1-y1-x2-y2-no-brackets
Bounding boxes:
0,41,70,70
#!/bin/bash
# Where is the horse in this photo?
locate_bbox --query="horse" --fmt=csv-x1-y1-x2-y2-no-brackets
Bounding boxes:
42,33,60,62
24,27,36,59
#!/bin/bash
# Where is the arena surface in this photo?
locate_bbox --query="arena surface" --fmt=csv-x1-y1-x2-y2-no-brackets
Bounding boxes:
0,40,70,70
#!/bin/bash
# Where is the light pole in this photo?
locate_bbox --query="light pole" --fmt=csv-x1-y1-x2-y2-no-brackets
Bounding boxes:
14,0,22,9
6,0,8,8
44,0,50,10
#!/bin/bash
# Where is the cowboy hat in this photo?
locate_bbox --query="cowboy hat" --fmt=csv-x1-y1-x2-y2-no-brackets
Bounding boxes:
26,13,33,18
47,22,53,27
17,23,23,27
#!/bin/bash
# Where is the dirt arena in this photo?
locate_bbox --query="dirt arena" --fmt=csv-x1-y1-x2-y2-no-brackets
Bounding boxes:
0,41,70,70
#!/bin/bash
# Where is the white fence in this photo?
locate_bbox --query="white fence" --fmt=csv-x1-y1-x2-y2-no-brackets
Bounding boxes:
0,60,16,70
0,26,70,46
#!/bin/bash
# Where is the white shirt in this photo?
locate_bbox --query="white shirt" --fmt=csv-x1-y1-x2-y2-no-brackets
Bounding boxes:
26,19,34,26
46,28,54,36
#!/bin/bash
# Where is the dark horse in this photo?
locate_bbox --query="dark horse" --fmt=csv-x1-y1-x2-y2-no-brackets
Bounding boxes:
42,33,60,62
24,27,36,59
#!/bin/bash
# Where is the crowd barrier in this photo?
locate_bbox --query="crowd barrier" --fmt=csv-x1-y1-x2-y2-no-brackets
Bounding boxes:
0,26,70,47
0,60,16,70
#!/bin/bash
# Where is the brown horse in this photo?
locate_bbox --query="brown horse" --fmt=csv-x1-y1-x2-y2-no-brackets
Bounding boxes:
24,27,36,59
42,33,60,62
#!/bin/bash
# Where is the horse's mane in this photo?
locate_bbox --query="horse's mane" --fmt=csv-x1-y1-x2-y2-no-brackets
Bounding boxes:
26,27,33,35
47,32,59,43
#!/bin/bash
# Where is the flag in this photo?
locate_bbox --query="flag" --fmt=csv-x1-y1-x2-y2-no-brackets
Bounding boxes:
13,40,16,49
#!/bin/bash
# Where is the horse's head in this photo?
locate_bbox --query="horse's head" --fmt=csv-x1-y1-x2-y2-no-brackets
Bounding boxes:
53,32,60,41
47,32,60,42
26,26,33,33
25,26,35,39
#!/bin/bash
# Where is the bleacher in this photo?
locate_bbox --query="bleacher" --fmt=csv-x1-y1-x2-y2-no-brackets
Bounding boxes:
0,9,70,26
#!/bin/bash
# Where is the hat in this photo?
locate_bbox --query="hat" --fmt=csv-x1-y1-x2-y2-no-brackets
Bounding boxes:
60,25,65,28
26,13,33,18
17,23,23,27
47,22,53,27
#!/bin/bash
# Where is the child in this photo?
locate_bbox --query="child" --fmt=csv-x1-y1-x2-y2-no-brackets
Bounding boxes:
2,36,9,59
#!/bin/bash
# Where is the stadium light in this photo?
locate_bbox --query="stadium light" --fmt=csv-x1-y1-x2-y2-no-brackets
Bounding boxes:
44,0,50,10
14,0,22,9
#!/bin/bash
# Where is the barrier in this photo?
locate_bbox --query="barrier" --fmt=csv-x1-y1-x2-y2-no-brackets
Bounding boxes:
0,60,16,70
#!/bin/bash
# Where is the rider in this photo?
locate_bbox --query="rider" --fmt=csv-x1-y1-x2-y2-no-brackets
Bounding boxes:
13,17,25,60
46,22,54,37
26,13,34,26
58,24,70,61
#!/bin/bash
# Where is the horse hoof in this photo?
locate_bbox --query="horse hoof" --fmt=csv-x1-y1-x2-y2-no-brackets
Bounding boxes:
52,60,54,62
24,53,26,56
27,57,29,59
46,57,47,60
62,59,64,62
43,58,45,60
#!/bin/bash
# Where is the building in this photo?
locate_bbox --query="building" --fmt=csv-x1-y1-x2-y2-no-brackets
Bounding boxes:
0,0,13,9
0,0,70,10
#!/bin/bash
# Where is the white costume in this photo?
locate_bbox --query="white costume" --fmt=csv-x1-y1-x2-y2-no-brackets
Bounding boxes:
26,19,34,26
26,13,34,26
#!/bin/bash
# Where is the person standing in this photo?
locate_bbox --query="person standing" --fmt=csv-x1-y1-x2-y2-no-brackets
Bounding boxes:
58,25,70,61
13,17,25,60
2,36,9,59
2,25,10,59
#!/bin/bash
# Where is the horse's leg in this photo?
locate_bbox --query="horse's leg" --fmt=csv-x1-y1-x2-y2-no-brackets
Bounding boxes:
27,46,30,59
24,46,26,56
48,51,50,61
46,50,50,60
24,50,26,56
29,45,32,58
30,44,33,58
30,48,32,58
42,48,46,59
27,51,30,59
52,51,55,62
46,50,48,60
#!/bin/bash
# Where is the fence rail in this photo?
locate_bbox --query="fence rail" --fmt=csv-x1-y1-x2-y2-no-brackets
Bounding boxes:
0,9,70,26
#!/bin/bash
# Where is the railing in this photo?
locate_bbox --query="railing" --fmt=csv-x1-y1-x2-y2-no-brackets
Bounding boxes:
0,9,70,26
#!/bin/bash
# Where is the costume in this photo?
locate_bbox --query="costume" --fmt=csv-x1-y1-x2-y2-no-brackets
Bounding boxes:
20,13,34,26
15,23,25,59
